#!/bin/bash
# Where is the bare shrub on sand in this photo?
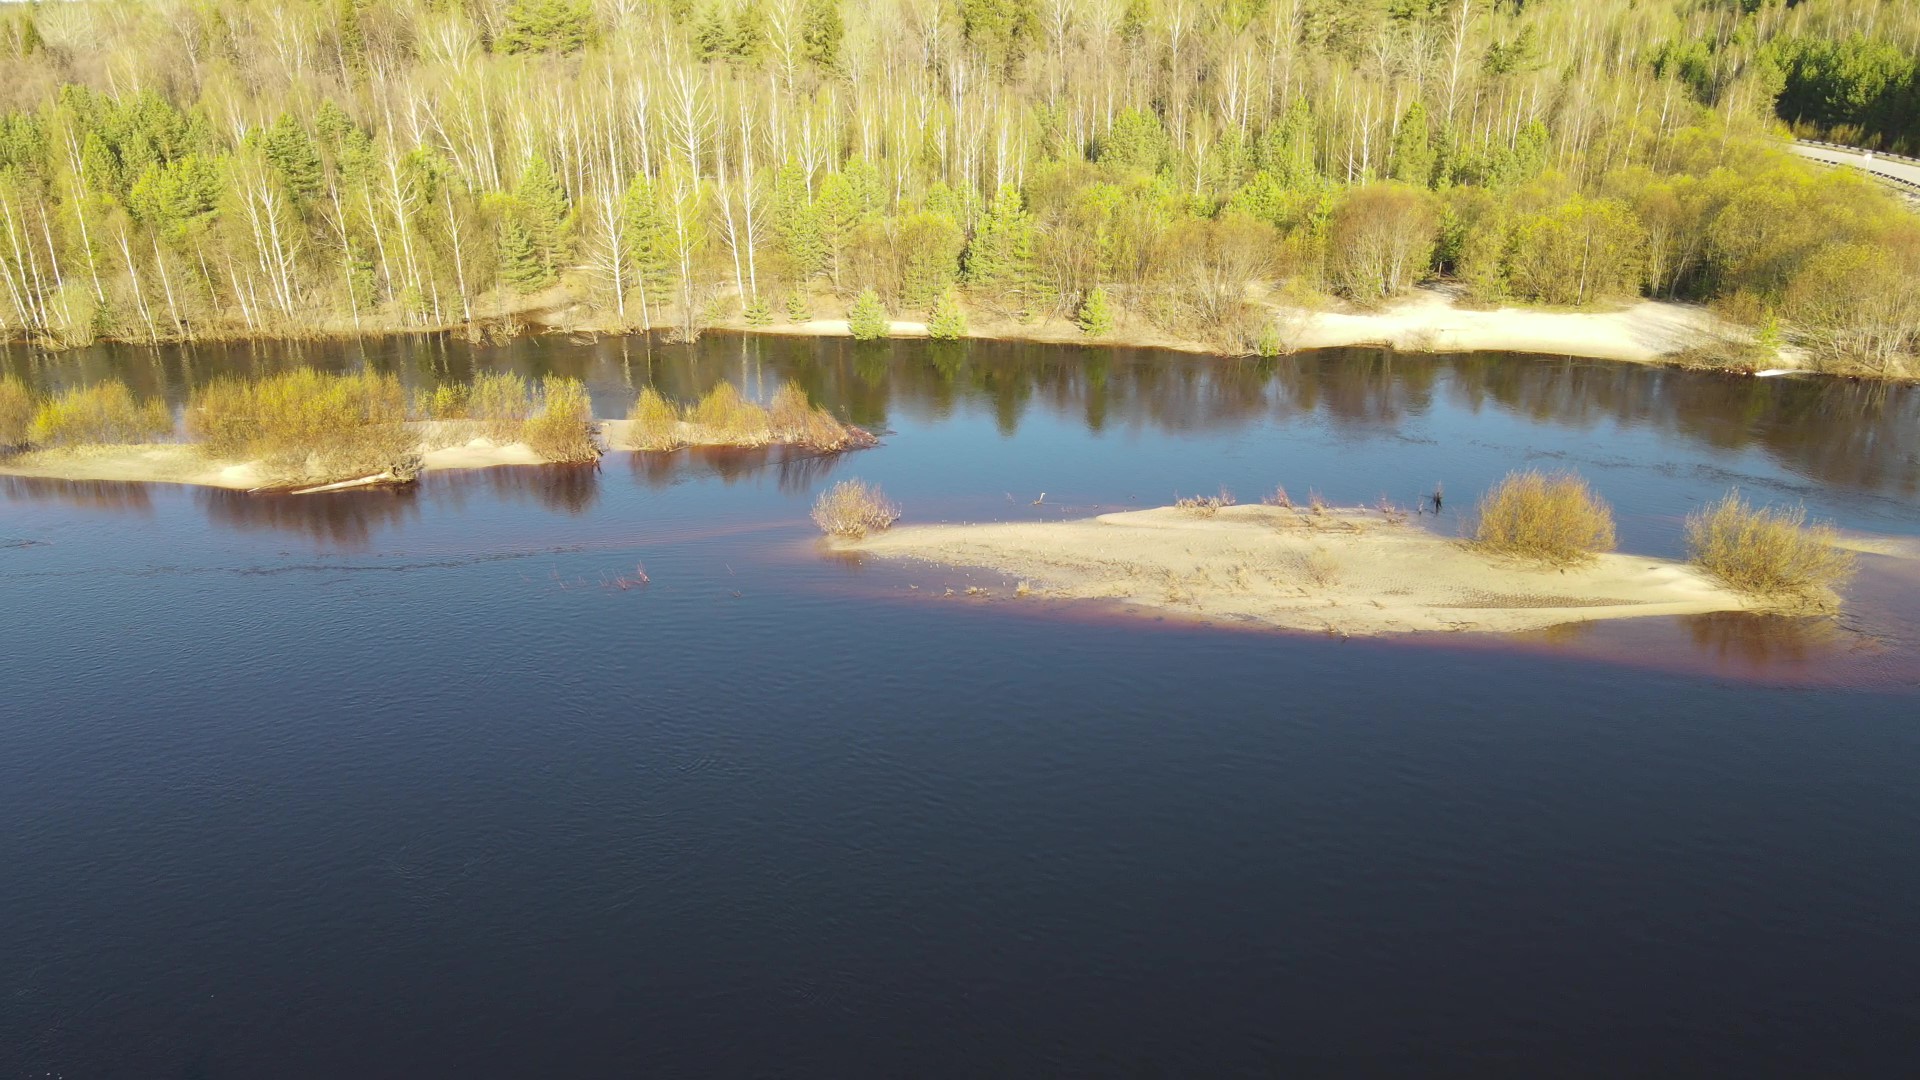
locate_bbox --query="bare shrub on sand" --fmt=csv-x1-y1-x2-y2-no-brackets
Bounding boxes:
0,376,34,448
1175,488,1237,517
624,387,682,450
767,382,874,451
30,381,172,447
687,382,771,445
1685,490,1854,599
811,479,900,539
522,376,600,463
1473,469,1616,564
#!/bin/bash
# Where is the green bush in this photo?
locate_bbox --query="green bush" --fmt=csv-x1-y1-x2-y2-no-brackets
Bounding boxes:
0,376,33,448
468,371,532,443
522,376,600,462
927,290,968,340
624,387,682,450
1473,469,1616,564
187,368,414,483
1077,286,1115,336
31,381,172,447
848,289,889,340
1685,490,1855,598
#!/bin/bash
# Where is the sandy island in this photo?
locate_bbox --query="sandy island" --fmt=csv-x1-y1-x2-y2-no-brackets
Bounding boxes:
0,430,557,492
844,504,1758,636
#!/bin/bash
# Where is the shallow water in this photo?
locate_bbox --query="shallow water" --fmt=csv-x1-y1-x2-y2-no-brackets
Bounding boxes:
4,336,1919,1076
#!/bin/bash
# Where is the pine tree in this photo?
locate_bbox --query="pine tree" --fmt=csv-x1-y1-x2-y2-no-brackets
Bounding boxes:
261,112,322,206
784,292,812,322
1389,102,1434,187
499,212,549,291
927,290,967,340
847,288,888,340
515,154,572,277
1077,286,1114,336
500,0,597,55
800,0,843,69
964,184,1041,312
743,294,773,325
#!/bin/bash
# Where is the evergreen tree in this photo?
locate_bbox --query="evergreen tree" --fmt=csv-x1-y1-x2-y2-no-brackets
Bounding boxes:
800,0,842,69
515,154,572,276
928,290,967,340
1077,286,1115,336
500,0,598,55
261,112,322,206
964,184,1041,311
1389,102,1434,187
499,212,549,290
784,292,812,322
847,288,888,340
622,177,673,307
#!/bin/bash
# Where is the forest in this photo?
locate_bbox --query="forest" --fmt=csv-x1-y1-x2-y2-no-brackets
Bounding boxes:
0,0,1914,375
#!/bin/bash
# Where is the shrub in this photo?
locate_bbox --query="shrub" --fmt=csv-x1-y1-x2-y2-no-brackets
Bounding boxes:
468,371,532,442
811,478,900,539
624,387,682,450
1077,286,1115,336
1174,488,1237,517
686,381,771,444
0,376,34,448
927,290,968,340
1685,490,1855,598
1473,469,1616,563
768,381,872,451
847,289,889,340
31,381,172,447
187,368,414,483
419,383,471,421
522,375,600,462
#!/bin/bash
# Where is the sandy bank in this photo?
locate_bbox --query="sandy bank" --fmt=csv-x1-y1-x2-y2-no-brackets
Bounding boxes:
733,286,1748,369
845,504,1757,636
0,433,552,491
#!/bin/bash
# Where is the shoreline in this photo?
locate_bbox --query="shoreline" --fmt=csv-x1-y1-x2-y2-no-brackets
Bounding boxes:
3,285,1861,380
841,504,1764,637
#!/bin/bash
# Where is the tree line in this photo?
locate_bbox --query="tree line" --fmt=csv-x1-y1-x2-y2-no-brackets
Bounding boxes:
0,0,1911,374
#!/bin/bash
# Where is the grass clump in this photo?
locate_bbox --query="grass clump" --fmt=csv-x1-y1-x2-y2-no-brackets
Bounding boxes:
1685,490,1854,599
30,381,172,447
522,376,600,463
0,376,33,449
686,381,771,444
811,478,900,539
624,387,682,450
1175,488,1236,517
187,368,414,484
1473,469,1616,564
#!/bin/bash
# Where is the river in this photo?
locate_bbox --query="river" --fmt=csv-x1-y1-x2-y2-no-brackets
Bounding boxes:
4,334,1919,1076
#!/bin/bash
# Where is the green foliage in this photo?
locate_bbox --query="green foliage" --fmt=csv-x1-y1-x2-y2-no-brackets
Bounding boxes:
927,290,968,340
1388,102,1434,187
743,294,773,326
847,288,889,340
497,213,548,291
1097,108,1168,176
1768,34,1920,152
784,292,812,322
1686,490,1854,599
500,0,597,55
260,113,322,206
0,376,34,447
800,0,843,69
1077,286,1115,336
468,372,533,442
623,387,682,450
1506,196,1646,306
899,211,965,310
515,154,572,277
964,184,1042,312
30,381,171,447
186,369,413,482
522,375,599,462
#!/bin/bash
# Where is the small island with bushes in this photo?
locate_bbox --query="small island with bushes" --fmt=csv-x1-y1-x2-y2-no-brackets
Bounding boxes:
820,469,1854,636
0,373,872,493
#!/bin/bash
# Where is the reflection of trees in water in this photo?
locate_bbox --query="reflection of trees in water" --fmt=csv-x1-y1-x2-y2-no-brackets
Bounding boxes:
621,445,846,494
198,485,419,546
1,475,156,513
1681,612,1850,669
19,333,1919,497
444,464,600,515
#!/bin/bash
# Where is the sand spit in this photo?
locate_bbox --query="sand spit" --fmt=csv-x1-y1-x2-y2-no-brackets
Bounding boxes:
0,433,553,492
846,504,1758,636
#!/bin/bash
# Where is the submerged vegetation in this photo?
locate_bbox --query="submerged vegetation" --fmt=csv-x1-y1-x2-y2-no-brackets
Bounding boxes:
812,479,900,539
1685,490,1855,600
620,381,872,453
0,1,1907,372
1473,470,1617,564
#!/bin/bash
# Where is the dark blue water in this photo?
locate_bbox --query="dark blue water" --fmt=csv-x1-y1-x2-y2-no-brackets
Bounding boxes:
4,337,1920,1077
